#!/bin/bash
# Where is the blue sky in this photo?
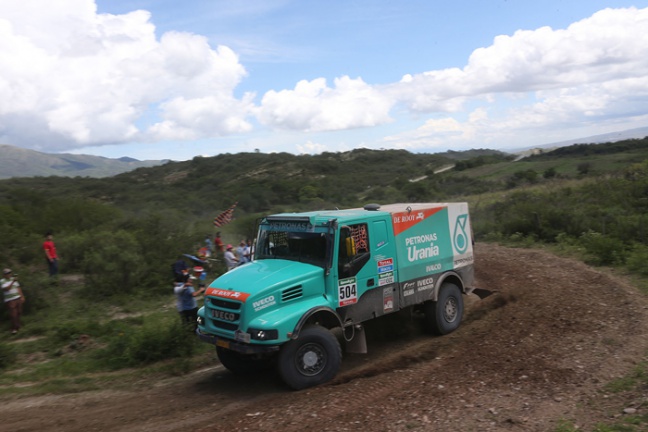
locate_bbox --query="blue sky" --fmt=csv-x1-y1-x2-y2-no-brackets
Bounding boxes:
1,0,647,161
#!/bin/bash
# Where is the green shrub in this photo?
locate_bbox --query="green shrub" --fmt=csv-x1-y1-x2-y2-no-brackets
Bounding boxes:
17,273,54,316
579,231,626,266
626,243,648,276
82,230,144,297
96,315,196,370
0,342,17,370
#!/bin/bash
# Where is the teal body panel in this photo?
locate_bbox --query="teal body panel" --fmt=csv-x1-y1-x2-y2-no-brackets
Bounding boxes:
199,259,332,345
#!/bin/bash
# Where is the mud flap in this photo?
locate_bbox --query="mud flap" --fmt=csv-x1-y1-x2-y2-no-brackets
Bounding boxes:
344,325,367,354
467,287,496,299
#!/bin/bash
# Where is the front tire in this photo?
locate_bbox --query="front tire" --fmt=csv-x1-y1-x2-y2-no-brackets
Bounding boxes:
277,326,342,390
423,282,463,335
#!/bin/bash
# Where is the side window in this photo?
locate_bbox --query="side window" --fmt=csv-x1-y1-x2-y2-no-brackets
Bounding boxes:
338,223,370,278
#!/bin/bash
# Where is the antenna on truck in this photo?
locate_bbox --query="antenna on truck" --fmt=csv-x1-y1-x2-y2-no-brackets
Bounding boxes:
364,203,381,211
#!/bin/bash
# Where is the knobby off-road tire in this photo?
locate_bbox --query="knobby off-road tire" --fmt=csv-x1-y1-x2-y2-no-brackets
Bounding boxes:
277,325,342,390
423,282,464,335
216,347,275,375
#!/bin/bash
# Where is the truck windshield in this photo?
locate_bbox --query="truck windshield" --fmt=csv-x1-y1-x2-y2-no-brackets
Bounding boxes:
255,228,331,268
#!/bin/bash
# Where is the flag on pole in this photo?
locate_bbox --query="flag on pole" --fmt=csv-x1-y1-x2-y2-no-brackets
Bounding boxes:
213,202,237,227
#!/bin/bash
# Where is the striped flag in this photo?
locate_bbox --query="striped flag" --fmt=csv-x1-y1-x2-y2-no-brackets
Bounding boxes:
213,202,237,227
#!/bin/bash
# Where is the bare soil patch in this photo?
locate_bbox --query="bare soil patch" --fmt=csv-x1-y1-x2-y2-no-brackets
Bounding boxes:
2,243,647,432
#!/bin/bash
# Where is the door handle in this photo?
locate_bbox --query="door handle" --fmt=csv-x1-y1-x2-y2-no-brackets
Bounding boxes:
367,278,375,287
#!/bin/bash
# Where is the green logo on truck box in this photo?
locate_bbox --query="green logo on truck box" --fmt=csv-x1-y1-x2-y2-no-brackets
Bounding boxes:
453,214,469,253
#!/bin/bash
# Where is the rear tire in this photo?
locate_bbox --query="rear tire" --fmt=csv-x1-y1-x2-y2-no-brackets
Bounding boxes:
423,282,463,335
277,326,342,390
216,347,275,375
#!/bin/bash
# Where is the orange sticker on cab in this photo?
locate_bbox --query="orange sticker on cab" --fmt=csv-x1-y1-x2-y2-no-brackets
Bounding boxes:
205,287,250,302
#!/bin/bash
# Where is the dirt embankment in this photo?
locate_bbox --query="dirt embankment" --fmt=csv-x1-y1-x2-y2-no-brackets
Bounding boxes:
2,243,647,432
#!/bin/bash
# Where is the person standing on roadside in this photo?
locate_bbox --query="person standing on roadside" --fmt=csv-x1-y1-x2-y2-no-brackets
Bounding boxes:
213,232,224,256
236,240,247,266
43,232,58,279
1,269,25,334
224,244,238,271
173,272,205,331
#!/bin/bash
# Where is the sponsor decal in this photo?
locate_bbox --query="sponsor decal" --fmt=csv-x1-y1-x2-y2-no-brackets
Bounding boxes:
206,287,250,302
379,272,394,286
378,258,394,274
417,277,434,292
453,214,469,253
402,281,416,297
383,287,394,312
453,255,474,267
211,309,237,321
405,232,440,262
338,277,358,307
252,295,276,312
267,221,312,231
392,207,444,236
426,263,442,272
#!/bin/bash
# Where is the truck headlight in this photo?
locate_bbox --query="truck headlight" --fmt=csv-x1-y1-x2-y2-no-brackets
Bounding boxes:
197,316,204,326
248,328,278,341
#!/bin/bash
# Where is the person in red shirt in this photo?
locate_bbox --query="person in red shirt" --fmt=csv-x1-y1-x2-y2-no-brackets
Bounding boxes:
213,232,224,255
43,232,58,278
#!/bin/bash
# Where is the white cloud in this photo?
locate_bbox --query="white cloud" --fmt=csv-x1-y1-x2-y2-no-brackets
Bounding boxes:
390,7,648,113
382,7,648,151
0,0,250,151
296,140,328,154
257,76,393,131
0,2,647,157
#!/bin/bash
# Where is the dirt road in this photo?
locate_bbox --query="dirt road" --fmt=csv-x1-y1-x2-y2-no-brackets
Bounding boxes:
2,243,647,432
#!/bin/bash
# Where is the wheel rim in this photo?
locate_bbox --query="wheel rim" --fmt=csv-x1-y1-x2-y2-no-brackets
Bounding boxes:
295,342,326,376
444,297,458,323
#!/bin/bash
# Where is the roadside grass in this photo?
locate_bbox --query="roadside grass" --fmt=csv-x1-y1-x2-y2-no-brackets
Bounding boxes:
451,147,648,183
0,275,214,397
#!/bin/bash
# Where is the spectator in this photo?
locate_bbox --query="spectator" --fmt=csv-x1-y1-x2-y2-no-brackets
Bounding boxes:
173,274,204,331
193,266,207,285
224,244,238,271
172,256,188,282
205,235,214,254
236,241,247,265
1,268,25,334
43,232,58,280
241,239,252,264
213,232,224,255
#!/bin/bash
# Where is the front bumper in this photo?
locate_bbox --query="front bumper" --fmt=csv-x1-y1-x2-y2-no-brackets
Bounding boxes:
196,328,281,354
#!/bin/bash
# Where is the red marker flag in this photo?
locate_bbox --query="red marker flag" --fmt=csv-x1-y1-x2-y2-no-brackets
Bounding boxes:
213,202,237,227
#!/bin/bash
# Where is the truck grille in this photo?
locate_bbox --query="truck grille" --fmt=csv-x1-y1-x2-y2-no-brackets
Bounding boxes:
207,298,242,333
282,285,303,301
209,298,240,310
213,320,238,331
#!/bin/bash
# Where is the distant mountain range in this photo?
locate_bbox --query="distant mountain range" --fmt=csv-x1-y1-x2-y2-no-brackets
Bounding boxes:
1,126,646,179
0,144,168,179
509,126,648,155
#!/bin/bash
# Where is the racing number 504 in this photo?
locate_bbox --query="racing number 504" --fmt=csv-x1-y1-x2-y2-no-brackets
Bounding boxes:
338,278,358,306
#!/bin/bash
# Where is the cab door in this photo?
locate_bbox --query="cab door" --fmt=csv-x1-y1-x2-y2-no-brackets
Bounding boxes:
335,222,394,322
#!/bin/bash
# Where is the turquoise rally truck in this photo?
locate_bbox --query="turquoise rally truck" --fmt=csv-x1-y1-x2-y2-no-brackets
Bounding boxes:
196,202,476,389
